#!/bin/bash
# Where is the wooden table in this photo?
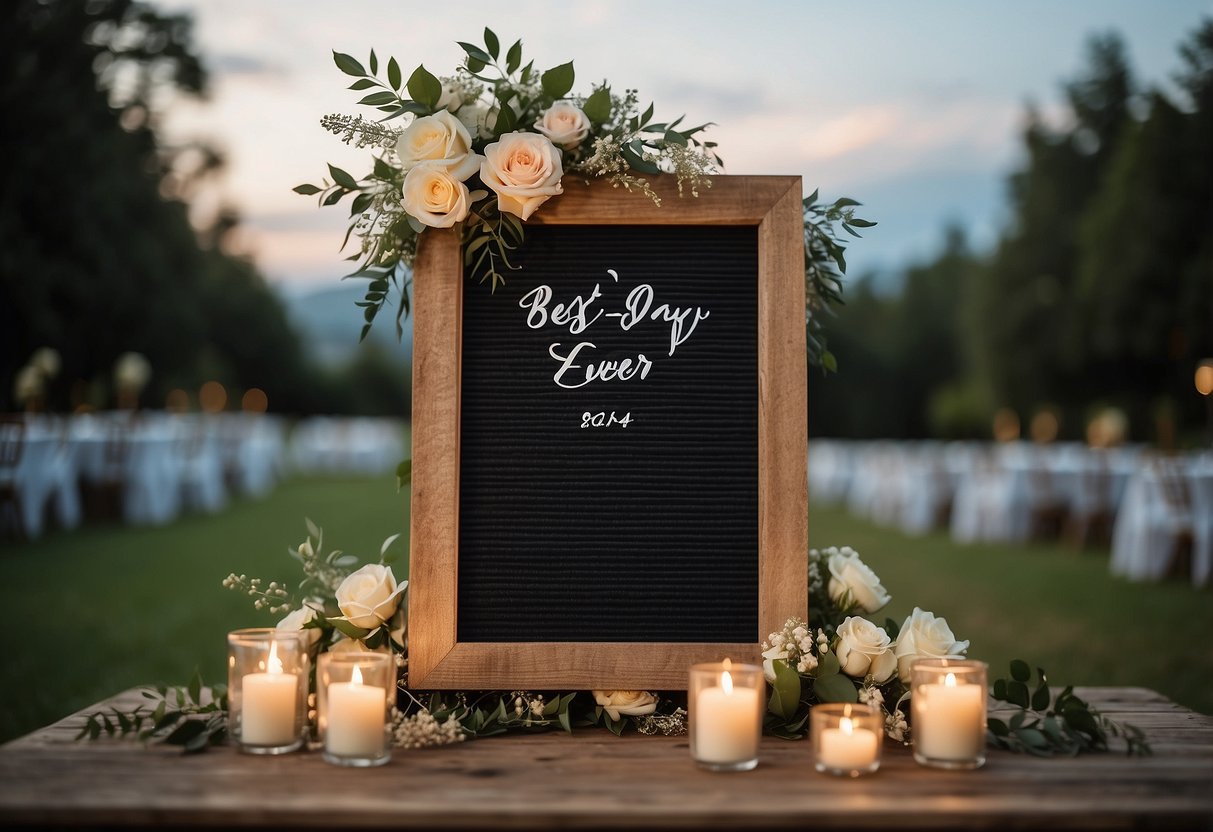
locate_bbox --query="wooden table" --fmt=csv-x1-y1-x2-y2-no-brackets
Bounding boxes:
1,687,1210,830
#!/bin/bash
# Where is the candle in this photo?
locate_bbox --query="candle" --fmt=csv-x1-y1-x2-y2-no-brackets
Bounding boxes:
914,671,985,761
694,668,761,765
819,715,880,771
241,641,299,747
325,665,387,757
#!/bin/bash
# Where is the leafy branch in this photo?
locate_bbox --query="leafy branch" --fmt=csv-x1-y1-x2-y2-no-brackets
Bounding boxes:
76,670,228,754
803,190,875,373
987,660,1150,756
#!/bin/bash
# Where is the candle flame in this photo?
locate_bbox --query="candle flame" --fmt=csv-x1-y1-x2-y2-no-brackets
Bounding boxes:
722,657,732,671
267,641,283,675
721,669,734,695
840,716,854,735
843,703,852,718
352,665,364,686
944,672,957,687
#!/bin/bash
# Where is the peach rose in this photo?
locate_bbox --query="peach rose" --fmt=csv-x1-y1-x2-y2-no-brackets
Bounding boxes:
401,163,476,228
534,101,590,150
479,132,564,220
394,110,480,181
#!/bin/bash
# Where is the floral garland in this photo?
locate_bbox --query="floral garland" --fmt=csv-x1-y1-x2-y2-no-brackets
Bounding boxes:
294,28,870,370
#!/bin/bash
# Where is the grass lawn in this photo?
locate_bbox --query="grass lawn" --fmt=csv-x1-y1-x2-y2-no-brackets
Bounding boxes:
811,504,1213,716
0,475,408,744
1,485,1208,744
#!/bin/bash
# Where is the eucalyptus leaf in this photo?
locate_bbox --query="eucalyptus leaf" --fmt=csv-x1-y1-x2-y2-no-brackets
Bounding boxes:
541,61,575,99
332,50,366,77
813,673,859,703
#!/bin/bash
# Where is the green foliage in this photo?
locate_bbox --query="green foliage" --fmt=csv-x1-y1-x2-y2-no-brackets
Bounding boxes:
77,671,228,754
0,0,315,412
988,661,1150,756
802,191,876,374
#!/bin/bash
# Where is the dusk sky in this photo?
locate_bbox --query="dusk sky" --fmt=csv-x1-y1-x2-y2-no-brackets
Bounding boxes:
155,0,1210,291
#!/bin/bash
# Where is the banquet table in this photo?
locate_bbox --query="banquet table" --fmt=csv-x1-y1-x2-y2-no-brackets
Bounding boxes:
1,687,1210,830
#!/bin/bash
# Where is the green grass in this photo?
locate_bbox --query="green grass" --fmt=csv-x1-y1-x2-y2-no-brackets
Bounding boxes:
0,475,407,744
1,487,1209,744
809,503,1213,715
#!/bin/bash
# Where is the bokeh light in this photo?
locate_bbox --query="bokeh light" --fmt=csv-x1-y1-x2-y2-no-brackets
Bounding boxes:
198,380,228,413
241,388,268,413
992,408,1021,442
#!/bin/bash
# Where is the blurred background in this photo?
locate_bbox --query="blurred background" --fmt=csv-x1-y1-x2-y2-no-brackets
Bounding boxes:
0,0,1210,740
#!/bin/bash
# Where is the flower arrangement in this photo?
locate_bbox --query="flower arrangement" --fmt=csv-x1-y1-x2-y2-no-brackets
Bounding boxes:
294,28,869,371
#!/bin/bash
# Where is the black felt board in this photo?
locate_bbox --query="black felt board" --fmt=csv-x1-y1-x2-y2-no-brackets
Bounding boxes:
457,224,758,642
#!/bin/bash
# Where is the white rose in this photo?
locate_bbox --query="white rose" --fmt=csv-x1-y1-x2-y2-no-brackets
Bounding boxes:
276,605,322,649
334,563,407,630
534,101,590,150
834,616,897,683
894,607,970,682
592,690,658,721
455,102,498,140
480,132,564,220
394,110,480,180
402,162,476,228
761,643,792,683
436,82,463,113
827,548,891,613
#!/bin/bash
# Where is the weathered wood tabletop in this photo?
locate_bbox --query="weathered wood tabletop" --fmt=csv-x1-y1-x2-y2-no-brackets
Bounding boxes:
0,686,1209,830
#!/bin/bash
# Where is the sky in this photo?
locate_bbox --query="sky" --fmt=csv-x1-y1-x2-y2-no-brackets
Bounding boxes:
154,0,1211,292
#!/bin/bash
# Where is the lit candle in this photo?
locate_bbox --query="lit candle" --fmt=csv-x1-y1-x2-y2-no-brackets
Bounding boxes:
694,668,761,765
241,641,299,746
325,664,387,757
914,671,985,761
819,712,880,772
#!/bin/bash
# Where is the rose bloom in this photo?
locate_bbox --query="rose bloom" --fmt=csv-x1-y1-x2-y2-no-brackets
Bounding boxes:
894,607,970,682
827,547,891,613
592,690,658,721
533,101,590,150
834,616,897,683
276,604,322,649
334,563,407,629
394,110,480,180
480,131,564,220
402,162,476,228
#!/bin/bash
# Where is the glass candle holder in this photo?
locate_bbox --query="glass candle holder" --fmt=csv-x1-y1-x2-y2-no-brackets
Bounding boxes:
317,652,394,767
688,660,764,772
910,658,988,770
226,628,309,754
812,703,882,776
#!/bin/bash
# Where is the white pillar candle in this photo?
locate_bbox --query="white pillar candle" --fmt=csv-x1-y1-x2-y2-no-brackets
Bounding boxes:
915,672,985,760
241,642,298,746
695,671,760,764
819,716,880,771
326,666,387,757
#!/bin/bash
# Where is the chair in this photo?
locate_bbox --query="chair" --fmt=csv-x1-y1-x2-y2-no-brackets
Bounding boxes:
1064,452,1115,550
1186,464,1213,588
0,416,27,539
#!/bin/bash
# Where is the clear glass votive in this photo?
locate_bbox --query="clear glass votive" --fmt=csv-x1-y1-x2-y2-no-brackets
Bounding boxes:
688,660,764,772
910,658,988,770
317,651,394,767
227,628,309,754
812,703,882,776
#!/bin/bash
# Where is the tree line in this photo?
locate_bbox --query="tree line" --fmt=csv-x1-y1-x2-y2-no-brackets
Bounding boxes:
811,21,1213,446
0,0,406,416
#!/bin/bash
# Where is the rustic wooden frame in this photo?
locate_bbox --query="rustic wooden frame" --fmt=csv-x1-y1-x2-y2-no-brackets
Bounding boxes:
409,175,807,689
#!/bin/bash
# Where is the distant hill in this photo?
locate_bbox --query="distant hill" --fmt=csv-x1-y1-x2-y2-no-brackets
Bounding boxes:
279,281,413,368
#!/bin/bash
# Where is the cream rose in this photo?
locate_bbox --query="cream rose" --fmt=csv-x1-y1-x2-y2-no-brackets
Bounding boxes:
894,607,970,682
480,132,564,220
402,163,476,228
592,690,658,721
276,604,322,649
334,563,407,630
834,616,897,683
827,547,891,613
534,101,590,150
436,82,464,113
394,110,480,180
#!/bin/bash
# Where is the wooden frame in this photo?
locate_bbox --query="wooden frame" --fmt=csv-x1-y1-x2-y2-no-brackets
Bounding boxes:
409,175,807,689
